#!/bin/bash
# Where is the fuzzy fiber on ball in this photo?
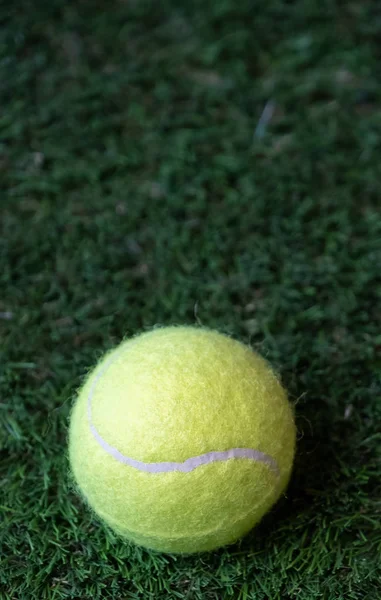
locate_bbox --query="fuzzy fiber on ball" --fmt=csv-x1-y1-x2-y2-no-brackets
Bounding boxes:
69,326,296,553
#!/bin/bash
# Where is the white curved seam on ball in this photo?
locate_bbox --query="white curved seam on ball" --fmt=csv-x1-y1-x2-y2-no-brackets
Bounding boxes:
87,348,280,476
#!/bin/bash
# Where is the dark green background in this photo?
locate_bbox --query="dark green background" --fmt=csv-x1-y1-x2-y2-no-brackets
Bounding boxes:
1,1,380,598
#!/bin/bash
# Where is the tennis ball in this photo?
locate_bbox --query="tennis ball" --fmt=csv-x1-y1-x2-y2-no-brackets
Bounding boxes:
69,326,295,554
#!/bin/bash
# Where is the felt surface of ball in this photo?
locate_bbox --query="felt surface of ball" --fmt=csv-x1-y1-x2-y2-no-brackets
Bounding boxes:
69,326,296,554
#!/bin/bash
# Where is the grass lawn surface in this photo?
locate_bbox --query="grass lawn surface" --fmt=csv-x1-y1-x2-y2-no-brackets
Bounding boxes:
1,1,381,598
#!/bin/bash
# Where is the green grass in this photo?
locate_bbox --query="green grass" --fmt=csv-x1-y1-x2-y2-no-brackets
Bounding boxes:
1,1,381,598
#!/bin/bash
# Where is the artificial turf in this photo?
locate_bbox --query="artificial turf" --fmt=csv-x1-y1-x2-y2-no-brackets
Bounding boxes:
1,1,381,598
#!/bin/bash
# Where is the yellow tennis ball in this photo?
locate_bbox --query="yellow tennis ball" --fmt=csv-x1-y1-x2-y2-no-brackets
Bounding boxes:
69,326,296,554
